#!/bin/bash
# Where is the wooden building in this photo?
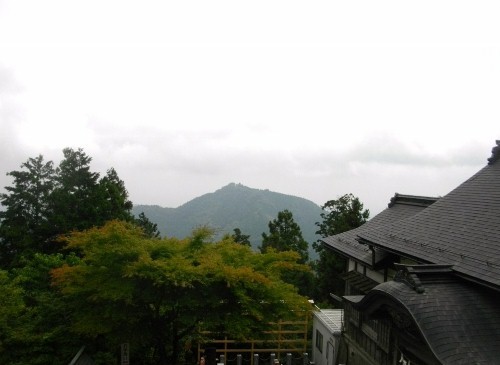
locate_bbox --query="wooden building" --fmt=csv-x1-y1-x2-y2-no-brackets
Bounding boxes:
321,141,500,364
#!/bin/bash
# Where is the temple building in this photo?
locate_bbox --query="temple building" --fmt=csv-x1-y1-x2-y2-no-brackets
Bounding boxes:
320,140,500,365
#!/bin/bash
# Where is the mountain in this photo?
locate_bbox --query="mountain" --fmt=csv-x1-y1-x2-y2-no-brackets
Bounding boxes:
132,183,323,259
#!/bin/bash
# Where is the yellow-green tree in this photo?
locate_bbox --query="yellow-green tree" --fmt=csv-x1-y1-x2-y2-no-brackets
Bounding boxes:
52,221,310,365
0,253,84,365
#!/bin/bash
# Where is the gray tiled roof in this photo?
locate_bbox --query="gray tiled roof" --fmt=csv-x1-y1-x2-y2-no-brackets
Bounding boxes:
342,270,379,293
350,277,500,364
314,309,343,335
322,194,438,266
358,141,500,289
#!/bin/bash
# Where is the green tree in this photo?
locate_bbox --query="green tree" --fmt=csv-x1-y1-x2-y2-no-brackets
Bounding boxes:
0,269,26,363
231,228,250,246
260,210,309,263
134,212,161,238
0,155,55,267
52,221,309,365
48,148,132,234
0,148,133,267
260,210,313,297
313,194,369,303
0,253,84,365
97,167,134,223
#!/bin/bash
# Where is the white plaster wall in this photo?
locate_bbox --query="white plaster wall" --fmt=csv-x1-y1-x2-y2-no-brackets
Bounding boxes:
312,315,339,365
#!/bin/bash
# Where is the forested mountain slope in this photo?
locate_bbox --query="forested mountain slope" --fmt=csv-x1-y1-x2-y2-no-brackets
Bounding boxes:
132,183,323,258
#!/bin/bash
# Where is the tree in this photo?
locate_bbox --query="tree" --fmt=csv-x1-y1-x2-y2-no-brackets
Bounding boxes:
51,221,310,365
0,155,55,267
0,269,27,363
260,210,309,263
97,167,134,223
315,194,369,238
231,228,250,246
0,253,85,365
260,210,313,297
134,212,161,238
0,148,133,267
48,148,132,234
313,194,369,303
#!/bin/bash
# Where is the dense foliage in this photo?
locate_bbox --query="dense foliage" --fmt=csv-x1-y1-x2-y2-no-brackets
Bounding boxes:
52,221,310,365
0,151,311,365
0,148,133,268
260,210,314,297
0,253,84,365
313,194,370,303
260,209,309,263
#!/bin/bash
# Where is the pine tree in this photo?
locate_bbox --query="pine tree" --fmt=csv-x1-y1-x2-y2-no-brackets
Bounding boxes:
313,194,369,303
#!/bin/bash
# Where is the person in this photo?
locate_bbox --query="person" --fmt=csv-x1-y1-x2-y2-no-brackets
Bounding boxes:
200,356,206,365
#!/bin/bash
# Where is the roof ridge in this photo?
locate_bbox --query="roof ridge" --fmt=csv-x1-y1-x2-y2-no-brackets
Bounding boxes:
387,193,439,208
487,139,500,165
385,232,500,269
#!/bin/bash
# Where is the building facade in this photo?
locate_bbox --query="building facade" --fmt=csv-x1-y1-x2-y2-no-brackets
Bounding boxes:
322,141,500,365
312,309,343,365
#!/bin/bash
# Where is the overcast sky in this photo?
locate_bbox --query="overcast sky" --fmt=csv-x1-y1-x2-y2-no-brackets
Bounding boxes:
1,1,499,217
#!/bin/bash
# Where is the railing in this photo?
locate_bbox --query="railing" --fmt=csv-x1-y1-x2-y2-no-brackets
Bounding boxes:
214,352,312,365
198,317,311,365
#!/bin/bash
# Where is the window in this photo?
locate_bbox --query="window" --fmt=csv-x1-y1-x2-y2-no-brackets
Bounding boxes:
315,330,323,353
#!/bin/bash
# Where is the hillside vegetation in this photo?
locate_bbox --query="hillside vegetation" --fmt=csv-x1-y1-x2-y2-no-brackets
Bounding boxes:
133,183,323,258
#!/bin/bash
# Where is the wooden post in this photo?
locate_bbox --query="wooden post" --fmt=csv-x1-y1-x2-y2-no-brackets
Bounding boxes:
278,321,282,360
303,313,308,353
224,336,228,364
121,343,129,365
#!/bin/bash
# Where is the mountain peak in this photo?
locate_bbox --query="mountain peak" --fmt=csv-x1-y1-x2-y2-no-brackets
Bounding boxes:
219,182,249,190
132,184,322,259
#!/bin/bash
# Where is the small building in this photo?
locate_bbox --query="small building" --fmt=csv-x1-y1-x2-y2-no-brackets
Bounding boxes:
312,309,343,365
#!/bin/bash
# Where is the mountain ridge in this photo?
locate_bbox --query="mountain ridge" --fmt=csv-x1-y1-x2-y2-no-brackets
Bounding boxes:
132,183,323,259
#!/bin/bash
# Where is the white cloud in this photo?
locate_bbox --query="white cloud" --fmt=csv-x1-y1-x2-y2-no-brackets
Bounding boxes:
1,1,500,215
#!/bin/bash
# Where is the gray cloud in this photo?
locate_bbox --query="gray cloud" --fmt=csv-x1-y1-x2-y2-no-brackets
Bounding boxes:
0,65,30,191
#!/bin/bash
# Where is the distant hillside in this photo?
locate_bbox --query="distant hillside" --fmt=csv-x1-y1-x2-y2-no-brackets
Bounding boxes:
132,183,323,260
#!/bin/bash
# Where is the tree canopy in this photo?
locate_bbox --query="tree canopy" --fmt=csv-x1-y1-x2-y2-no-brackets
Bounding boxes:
260,209,309,263
134,212,161,238
0,155,55,267
0,253,84,365
313,194,369,303
52,221,310,365
259,210,314,297
315,193,370,238
231,228,251,246
0,149,313,365
0,148,133,267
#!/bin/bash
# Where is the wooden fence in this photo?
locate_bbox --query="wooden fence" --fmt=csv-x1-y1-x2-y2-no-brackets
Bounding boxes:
198,316,311,365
